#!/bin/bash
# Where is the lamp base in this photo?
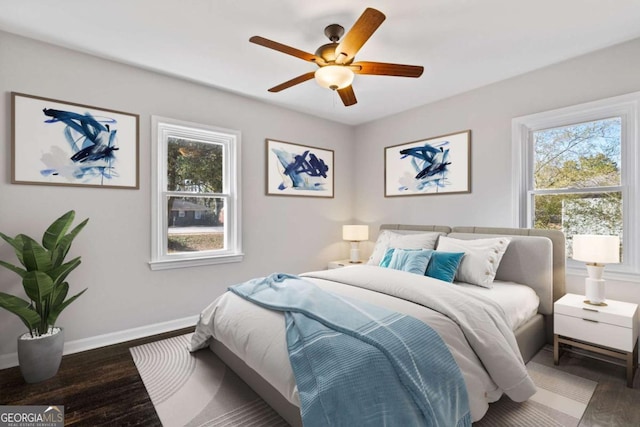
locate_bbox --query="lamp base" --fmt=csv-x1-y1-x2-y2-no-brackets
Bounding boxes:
349,242,361,264
584,277,606,305
583,300,608,307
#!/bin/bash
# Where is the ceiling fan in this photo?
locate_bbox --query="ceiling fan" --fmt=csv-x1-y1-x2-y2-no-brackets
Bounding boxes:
249,7,424,107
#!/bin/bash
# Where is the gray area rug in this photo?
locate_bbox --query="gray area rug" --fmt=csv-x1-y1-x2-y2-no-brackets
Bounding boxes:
130,334,288,426
475,361,597,427
131,334,596,426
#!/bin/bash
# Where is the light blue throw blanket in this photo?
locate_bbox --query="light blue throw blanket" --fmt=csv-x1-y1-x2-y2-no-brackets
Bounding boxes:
229,273,471,427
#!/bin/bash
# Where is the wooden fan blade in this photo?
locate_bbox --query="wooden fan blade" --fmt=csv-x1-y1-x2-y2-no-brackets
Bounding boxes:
250,36,324,64
351,61,424,78
268,72,316,93
337,85,357,106
335,8,386,65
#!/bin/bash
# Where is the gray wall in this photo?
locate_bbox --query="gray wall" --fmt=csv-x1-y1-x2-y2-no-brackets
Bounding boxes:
353,37,640,305
0,31,355,359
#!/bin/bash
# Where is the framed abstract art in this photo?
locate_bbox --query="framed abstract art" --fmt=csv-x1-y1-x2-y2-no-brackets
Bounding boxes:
266,139,334,198
11,92,140,189
385,130,471,197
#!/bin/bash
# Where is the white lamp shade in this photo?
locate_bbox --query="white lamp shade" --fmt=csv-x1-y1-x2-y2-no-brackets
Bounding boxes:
572,234,620,264
342,225,369,242
315,65,354,90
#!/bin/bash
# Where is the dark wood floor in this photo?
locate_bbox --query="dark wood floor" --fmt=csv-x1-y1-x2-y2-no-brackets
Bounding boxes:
1,332,638,426
0,327,193,426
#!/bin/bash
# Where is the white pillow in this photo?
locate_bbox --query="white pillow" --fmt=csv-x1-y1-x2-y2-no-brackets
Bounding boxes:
367,231,441,265
436,236,511,288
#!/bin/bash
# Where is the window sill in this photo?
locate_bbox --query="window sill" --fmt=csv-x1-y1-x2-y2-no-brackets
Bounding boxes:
149,253,244,270
566,266,640,283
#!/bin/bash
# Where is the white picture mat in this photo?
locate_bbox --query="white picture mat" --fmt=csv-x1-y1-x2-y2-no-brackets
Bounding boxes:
12,93,139,188
266,139,334,197
385,130,470,196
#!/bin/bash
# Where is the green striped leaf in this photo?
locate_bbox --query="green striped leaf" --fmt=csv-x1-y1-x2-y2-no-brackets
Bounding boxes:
0,292,40,331
22,237,52,272
48,257,81,287
48,287,87,326
49,282,69,314
42,210,75,250
0,232,25,265
51,218,88,268
0,259,27,278
22,271,54,303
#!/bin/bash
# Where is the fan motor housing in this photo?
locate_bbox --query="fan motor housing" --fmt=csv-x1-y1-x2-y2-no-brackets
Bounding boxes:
314,24,353,65
315,42,354,65
315,43,338,63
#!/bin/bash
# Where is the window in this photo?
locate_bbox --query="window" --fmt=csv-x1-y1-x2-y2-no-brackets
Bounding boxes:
513,92,639,276
150,116,242,270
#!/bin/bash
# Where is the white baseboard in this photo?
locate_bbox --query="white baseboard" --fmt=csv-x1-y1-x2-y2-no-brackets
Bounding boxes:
0,315,199,370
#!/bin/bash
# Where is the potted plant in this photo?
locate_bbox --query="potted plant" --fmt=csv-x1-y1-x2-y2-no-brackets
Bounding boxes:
0,210,88,383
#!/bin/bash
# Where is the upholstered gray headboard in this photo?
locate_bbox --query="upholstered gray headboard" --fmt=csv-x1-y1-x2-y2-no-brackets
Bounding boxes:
379,224,453,234
451,226,566,305
379,224,566,315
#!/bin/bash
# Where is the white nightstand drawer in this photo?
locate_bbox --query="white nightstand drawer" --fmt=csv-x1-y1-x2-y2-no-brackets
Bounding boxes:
555,313,635,352
555,301,635,328
328,259,361,269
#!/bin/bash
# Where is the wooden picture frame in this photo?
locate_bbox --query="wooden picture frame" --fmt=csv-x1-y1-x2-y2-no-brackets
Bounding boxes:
385,130,471,197
11,92,140,189
265,139,334,198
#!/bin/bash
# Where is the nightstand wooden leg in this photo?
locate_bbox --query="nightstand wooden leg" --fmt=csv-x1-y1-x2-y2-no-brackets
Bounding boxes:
553,334,560,365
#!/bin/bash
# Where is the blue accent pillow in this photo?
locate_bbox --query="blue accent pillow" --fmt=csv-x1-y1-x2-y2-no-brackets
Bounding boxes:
425,251,465,283
379,248,396,268
379,248,429,268
387,249,433,275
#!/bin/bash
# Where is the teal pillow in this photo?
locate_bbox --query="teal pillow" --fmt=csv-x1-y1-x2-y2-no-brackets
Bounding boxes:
379,248,396,268
387,249,433,275
379,248,428,268
425,251,465,283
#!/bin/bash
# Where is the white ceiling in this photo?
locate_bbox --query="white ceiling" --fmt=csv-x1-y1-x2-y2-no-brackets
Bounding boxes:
2,1,640,125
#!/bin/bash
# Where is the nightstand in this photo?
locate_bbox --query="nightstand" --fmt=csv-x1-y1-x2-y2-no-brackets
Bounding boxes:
554,293,639,387
328,259,363,269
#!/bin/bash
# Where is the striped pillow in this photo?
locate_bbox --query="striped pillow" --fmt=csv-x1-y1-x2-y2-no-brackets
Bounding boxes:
387,249,433,275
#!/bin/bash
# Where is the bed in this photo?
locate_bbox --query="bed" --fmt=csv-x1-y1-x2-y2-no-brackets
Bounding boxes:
190,225,566,425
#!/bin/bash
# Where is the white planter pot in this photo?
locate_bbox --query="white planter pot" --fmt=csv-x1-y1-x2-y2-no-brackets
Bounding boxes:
17,328,64,383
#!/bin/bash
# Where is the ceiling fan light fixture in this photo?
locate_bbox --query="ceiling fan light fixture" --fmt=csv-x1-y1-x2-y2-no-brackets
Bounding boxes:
314,65,354,90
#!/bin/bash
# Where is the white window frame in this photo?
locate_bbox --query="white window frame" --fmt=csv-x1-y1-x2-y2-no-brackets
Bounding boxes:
150,116,242,270
512,91,640,279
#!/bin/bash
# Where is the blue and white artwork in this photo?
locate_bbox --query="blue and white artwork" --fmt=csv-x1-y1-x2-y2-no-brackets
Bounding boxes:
266,139,334,197
12,93,139,188
385,130,470,196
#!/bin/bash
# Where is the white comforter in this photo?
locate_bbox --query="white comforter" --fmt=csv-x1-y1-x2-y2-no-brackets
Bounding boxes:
191,265,536,422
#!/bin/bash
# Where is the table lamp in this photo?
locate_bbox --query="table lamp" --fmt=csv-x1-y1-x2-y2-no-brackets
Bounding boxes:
342,225,369,263
572,234,620,306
